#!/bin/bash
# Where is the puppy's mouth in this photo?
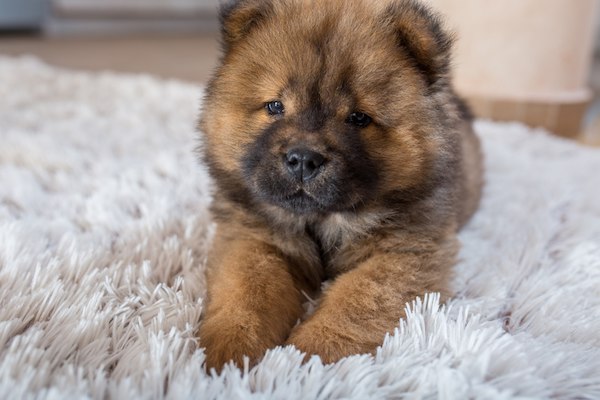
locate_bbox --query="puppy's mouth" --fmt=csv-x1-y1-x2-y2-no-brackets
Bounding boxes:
276,189,328,214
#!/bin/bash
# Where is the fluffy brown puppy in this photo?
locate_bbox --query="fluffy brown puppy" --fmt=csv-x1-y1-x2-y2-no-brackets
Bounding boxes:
198,0,483,370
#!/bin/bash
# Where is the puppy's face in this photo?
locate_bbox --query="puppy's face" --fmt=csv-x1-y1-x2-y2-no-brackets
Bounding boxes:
202,0,452,215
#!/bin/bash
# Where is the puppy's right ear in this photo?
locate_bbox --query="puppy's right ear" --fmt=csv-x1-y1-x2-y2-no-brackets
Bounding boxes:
220,0,272,48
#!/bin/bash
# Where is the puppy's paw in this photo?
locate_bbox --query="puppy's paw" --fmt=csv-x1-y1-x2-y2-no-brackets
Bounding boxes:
286,321,372,364
198,315,276,372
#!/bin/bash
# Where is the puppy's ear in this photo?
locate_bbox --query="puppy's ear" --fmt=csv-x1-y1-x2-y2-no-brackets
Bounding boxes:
384,0,453,86
220,0,273,48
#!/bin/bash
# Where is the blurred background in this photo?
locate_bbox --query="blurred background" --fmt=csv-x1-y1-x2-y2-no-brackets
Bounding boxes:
0,0,599,144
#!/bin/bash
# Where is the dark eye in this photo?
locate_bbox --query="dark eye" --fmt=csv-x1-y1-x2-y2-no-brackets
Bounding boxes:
347,112,372,128
266,101,285,116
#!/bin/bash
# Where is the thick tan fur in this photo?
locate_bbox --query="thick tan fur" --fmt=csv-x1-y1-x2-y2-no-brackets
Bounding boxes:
198,0,483,370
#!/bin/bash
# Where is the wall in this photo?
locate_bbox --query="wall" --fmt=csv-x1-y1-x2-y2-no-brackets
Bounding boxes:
0,0,47,29
425,0,599,101
52,0,219,16
45,0,220,35
424,0,599,136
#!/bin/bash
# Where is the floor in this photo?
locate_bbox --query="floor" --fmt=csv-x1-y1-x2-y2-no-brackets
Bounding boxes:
1,33,599,145
0,34,221,83
584,58,600,145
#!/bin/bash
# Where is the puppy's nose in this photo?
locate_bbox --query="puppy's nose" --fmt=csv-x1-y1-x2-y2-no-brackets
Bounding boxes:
285,148,325,182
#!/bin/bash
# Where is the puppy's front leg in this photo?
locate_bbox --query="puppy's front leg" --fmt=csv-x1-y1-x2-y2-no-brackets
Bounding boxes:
287,238,455,363
199,235,305,371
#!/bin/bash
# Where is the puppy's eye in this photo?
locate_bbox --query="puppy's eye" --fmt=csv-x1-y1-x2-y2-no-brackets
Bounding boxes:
347,112,372,128
266,101,285,116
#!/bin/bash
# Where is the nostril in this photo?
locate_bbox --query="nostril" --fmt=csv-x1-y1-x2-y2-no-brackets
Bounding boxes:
306,154,324,170
286,152,301,169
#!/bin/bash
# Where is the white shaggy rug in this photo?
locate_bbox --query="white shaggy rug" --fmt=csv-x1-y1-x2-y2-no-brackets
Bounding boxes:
1,56,600,400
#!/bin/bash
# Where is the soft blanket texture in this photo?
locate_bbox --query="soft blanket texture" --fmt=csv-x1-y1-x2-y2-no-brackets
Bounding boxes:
1,56,599,399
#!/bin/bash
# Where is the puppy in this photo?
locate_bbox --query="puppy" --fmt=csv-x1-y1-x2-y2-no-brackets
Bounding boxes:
198,0,483,370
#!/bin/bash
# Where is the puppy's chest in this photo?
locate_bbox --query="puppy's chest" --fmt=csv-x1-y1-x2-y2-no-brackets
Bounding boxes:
305,225,342,278
294,215,382,279
311,235,365,278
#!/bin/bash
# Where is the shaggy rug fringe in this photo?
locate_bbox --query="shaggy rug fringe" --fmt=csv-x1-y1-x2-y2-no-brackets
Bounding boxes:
1,56,599,399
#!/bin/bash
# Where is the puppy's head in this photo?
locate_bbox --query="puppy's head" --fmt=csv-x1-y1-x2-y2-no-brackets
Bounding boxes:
201,0,454,216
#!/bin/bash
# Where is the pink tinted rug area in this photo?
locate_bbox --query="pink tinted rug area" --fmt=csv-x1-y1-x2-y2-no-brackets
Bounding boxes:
1,56,599,399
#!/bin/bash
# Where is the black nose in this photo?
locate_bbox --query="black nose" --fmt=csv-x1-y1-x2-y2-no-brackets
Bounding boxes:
285,148,325,182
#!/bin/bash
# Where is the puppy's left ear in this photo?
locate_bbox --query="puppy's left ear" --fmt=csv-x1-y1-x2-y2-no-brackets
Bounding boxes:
384,0,453,86
220,0,273,48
